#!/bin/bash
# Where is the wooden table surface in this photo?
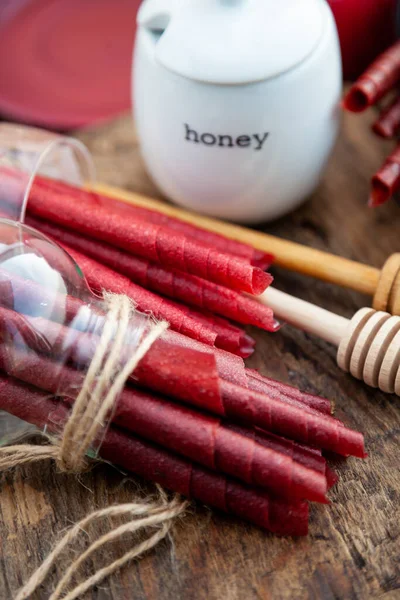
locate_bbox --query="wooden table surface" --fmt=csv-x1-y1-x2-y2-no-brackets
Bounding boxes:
0,110,400,600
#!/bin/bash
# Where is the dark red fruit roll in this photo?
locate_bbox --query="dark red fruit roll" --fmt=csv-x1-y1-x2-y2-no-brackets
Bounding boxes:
0,374,309,536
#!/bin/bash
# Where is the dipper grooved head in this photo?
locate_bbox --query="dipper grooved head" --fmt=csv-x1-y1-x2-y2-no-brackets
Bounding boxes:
338,308,400,395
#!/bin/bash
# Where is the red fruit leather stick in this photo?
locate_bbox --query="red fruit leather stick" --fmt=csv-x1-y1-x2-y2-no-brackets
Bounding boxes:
370,144,400,206
220,381,365,458
246,369,332,415
155,330,339,487
187,310,255,358
0,302,223,414
0,169,272,295
37,175,274,269
344,40,400,112
6,272,329,425
0,265,243,391
243,428,338,490
252,429,327,475
0,345,328,503
66,244,217,347
0,375,309,535
164,330,248,388
168,332,341,423
373,95,400,138
4,300,333,428
0,268,338,425
2,227,250,358
27,214,256,358
0,260,344,425
229,425,338,489
0,268,337,427
29,211,259,356
0,265,247,390
0,303,363,457
29,215,278,332
245,371,335,420
228,424,325,472
170,326,333,418
61,243,256,357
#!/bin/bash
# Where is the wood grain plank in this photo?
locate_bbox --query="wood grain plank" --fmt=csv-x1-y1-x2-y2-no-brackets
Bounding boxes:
0,108,399,600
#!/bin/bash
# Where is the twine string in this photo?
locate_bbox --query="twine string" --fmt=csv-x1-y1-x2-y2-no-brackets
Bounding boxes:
58,524,173,600
0,445,59,470
50,492,186,600
0,293,188,600
58,292,142,471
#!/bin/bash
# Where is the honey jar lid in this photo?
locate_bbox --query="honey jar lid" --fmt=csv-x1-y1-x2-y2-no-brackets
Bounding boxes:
137,0,326,84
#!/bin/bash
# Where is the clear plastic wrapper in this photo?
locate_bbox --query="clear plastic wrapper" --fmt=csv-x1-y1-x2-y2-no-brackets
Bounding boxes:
0,124,151,451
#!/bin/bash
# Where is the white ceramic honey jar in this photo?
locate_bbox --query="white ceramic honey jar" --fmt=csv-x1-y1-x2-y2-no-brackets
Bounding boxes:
133,0,342,223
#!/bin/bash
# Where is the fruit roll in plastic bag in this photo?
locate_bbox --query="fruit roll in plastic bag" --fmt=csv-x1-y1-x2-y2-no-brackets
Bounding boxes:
0,123,157,457
0,124,322,539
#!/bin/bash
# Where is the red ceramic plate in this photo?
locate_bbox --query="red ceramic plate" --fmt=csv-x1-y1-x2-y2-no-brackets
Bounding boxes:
0,0,141,130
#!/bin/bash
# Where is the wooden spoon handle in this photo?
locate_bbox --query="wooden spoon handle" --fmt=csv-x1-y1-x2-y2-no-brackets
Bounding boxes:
258,287,349,346
93,183,381,296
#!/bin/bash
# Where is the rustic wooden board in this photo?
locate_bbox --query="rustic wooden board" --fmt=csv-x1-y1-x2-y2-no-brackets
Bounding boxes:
0,109,399,600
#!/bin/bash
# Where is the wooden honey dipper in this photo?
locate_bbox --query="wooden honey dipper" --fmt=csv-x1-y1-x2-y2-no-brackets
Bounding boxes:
93,183,400,316
260,287,400,395
89,183,400,394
